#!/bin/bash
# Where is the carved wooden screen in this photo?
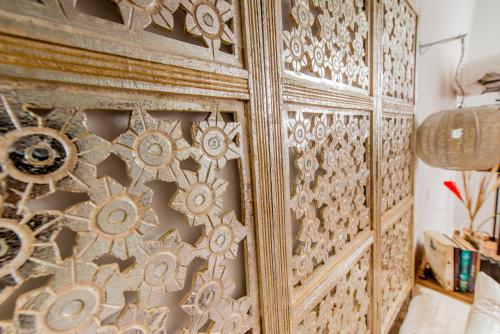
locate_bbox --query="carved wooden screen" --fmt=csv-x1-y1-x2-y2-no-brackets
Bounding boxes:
260,0,417,333
0,1,265,333
0,0,417,333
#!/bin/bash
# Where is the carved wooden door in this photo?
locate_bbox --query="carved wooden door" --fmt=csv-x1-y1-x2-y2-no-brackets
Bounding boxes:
0,0,417,333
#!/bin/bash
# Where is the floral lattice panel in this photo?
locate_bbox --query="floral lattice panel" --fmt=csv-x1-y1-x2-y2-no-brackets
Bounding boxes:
0,0,243,66
288,109,371,286
382,0,417,103
282,0,370,90
381,114,413,214
295,251,371,333
381,208,412,324
0,90,259,334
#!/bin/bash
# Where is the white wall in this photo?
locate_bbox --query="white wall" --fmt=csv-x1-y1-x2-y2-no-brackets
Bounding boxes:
413,0,477,260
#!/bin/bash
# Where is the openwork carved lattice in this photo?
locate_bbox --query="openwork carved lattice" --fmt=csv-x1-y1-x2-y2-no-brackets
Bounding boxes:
288,109,370,286
0,93,258,333
381,114,413,213
282,0,370,90
381,209,412,324
0,0,241,64
295,251,371,333
382,0,416,102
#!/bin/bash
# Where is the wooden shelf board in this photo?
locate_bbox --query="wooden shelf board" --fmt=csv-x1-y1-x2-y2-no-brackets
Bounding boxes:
416,275,474,304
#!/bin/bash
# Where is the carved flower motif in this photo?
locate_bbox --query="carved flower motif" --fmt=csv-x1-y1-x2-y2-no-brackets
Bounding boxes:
283,28,308,72
320,142,337,176
208,297,253,334
13,258,135,333
133,230,195,306
196,210,247,267
183,0,234,52
65,176,159,261
290,0,315,31
109,304,169,334
308,37,329,78
333,221,348,253
297,210,321,243
0,211,62,302
292,251,313,284
171,167,227,226
310,113,330,147
290,182,313,219
313,238,329,264
287,111,311,151
344,56,358,86
321,202,340,231
192,111,241,170
114,0,180,31
295,148,319,183
0,96,109,216
318,13,336,50
181,269,235,331
114,109,191,184
312,174,332,207
330,50,343,83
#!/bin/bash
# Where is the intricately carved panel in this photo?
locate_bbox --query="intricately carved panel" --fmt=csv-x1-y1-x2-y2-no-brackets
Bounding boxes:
0,89,259,333
0,0,243,67
382,0,416,103
287,109,370,287
281,0,370,91
381,208,412,324
295,251,371,333
381,114,413,214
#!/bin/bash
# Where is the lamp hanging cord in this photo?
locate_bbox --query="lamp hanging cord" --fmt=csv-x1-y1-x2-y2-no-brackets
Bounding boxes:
455,35,466,108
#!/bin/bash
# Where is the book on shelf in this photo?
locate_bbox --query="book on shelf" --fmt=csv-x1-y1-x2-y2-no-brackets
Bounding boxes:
423,231,481,292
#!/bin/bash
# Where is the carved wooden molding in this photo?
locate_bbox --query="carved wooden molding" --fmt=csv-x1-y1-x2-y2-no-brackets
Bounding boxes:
0,0,244,69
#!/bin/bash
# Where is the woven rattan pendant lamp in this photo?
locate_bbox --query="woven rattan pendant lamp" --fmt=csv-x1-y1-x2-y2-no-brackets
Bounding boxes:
416,34,500,171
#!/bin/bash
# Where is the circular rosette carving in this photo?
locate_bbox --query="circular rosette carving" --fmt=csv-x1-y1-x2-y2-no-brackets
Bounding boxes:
307,37,329,78
183,0,234,52
129,230,195,307
283,28,308,72
196,211,247,266
65,176,159,261
312,174,332,208
290,182,313,219
13,258,136,333
320,142,337,177
114,0,180,31
0,97,109,216
310,113,330,147
295,148,318,183
171,168,227,226
101,303,169,334
208,297,253,334
296,210,321,244
114,109,191,184
192,111,241,170
181,269,235,332
292,250,313,285
0,211,62,303
287,111,311,152
290,0,314,31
